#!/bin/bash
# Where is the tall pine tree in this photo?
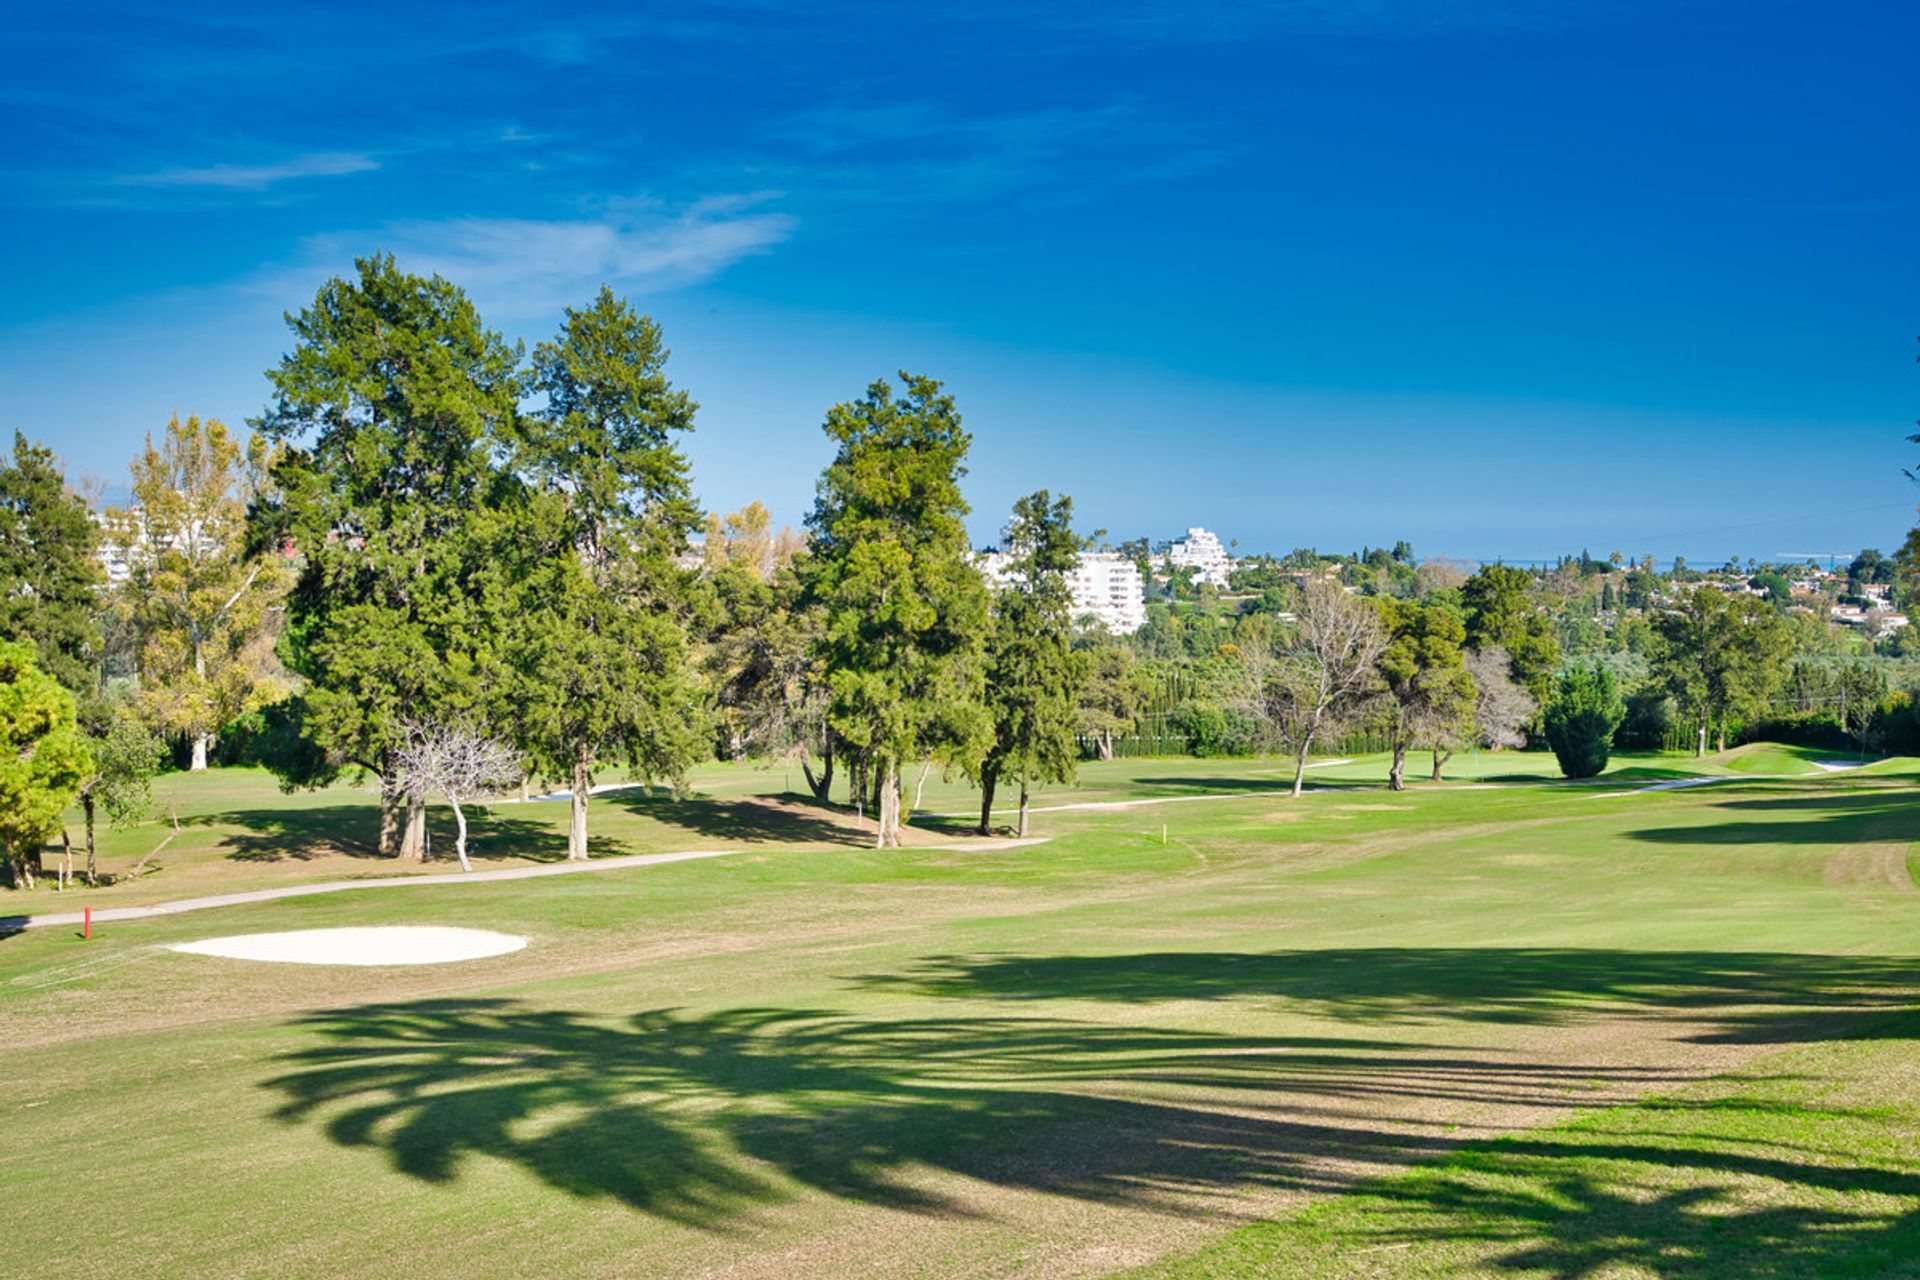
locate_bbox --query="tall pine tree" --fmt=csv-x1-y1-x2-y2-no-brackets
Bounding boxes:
252,255,521,858
504,287,707,861
977,491,1081,837
0,433,102,698
805,374,988,849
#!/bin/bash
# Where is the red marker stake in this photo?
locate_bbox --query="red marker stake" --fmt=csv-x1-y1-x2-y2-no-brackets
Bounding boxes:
83,906,91,940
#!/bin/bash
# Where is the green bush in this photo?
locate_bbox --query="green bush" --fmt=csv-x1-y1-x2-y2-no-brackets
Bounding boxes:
1544,665,1626,779
1171,701,1257,757
1878,692,1920,756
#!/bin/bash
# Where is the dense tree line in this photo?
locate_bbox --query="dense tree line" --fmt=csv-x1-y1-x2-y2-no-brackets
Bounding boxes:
1,269,1916,884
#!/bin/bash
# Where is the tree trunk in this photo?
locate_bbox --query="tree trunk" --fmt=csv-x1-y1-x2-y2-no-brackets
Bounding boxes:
801,738,834,803
1099,731,1114,762
877,758,902,849
912,760,933,815
1017,782,1030,839
1388,743,1407,792
83,793,98,886
399,790,427,863
378,776,405,856
451,801,472,872
870,764,885,816
190,732,210,772
1696,722,1707,757
10,852,33,890
568,748,591,861
978,769,997,836
1432,748,1453,783
1291,730,1315,799
1715,727,1727,753
850,755,867,822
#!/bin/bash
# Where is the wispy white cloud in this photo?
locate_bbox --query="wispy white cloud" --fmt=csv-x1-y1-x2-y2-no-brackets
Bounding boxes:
765,99,1233,205
258,195,796,318
121,150,379,190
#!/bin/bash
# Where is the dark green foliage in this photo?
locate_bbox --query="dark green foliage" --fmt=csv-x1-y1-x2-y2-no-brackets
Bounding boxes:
1614,688,1674,751
977,491,1081,832
253,253,522,756
1543,665,1626,778
804,373,989,846
1375,597,1474,789
1076,644,1146,760
1649,586,1792,753
0,432,102,695
502,289,709,858
252,255,523,852
221,696,340,786
1461,565,1559,702
1749,571,1792,605
1171,702,1259,757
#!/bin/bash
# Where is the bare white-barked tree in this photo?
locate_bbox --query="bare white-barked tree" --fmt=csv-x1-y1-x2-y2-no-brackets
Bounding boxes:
390,720,522,872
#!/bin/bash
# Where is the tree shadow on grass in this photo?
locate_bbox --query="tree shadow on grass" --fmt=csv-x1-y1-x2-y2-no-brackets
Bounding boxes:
607,791,875,848
1127,775,1302,797
1626,786,1920,848
266,994,1920,1260
203,807,586,864
265,999,1704,1231
853,948,1920,1044
1234,1131,1920,1280
197,806,388,862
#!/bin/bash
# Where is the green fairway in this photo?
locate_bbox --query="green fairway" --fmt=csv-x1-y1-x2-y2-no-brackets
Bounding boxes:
14,748,1744,913
4,757,1919,1278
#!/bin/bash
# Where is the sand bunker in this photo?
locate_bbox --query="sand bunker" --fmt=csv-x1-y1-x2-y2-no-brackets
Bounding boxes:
169,925,527,967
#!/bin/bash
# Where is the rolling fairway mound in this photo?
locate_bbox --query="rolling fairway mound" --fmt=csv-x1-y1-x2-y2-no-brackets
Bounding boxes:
1712,742,1843,777
4,759,1919,1279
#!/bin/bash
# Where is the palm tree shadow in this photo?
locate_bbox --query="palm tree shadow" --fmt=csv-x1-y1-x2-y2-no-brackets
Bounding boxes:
267,999,1615,1229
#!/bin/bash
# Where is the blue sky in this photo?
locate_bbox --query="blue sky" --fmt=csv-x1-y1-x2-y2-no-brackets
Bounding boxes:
3,1,1915,562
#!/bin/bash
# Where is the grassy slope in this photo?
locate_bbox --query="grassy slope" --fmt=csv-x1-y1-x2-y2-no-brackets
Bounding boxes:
1133,1015,1920,1280
2,762,1918,1278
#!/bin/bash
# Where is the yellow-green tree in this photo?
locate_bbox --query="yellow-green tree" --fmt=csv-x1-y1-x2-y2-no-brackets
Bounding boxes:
111,415,288,770
0,641,92,888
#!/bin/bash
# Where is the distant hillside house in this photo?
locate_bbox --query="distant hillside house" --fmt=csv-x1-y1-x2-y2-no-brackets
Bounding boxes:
1159,526,1234,587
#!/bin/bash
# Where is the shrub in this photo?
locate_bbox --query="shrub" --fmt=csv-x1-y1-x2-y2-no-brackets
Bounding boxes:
1171,701,1257,757
1543,665,1626,779
1879,692,1920,756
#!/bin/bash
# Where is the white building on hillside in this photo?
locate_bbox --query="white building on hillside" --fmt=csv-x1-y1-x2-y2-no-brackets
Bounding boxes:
1162,526,1234,587
1067,552,1148,634
978,546,1147,635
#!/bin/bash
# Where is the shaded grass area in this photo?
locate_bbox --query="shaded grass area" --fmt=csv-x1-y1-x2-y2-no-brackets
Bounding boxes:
1133,1009,1920,1280
859,948,1920,1041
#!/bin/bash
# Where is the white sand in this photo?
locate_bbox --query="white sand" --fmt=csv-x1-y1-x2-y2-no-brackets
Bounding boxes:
168,925,527,967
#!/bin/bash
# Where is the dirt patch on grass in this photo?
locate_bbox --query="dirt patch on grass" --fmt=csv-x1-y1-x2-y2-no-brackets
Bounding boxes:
1824,842,1919,892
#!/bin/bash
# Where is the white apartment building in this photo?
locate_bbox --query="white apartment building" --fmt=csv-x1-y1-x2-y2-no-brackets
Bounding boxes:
1067,552,1148,634
1162,526,1234,587
977,547,1147,635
